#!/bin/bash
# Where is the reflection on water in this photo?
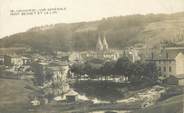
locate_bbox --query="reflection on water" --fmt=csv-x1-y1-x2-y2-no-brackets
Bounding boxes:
77,85,165,105
77,93,110,104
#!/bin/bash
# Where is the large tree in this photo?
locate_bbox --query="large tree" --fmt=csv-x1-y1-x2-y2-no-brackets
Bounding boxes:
115,56,132,78
129,61,145,83
143,62,160,82
70,63,85,80
101,61,116,80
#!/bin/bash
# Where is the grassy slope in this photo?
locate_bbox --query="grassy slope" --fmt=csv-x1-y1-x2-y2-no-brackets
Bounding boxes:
139,17,184,47
0,78,34,113
135,94,184,113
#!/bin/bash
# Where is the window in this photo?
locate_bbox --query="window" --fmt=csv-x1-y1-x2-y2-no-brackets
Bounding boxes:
159,67,161,71
169,66,172,72
166,52,169,59
158,61,161,64
169,61,172,64
164,67,166,72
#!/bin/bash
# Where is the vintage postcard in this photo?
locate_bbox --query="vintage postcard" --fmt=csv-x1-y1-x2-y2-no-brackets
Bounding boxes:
0,0,184,113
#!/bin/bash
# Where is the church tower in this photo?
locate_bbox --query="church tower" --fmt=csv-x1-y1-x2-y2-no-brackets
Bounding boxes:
96,35,103,51
102,34,108,50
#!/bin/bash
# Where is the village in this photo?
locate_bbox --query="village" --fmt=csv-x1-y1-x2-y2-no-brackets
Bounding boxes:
0,33,184,113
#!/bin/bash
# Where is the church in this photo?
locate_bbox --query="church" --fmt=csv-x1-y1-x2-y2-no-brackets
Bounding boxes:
96,34,109,51
80,34,122,61
70,33,141,62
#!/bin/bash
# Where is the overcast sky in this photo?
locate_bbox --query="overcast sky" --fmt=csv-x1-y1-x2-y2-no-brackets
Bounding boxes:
0,0,184,38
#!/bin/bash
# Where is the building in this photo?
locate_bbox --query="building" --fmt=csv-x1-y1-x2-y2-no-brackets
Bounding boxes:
102,35,109,50
68,52,82,62
30,97,40,106
22,56,32,65
47,63,70,96
146,46,184,85
0,55,4,65
4,55,23,66
31,61,70,96
65,90,78,103
166,74,184,86
80,34,122,61
0,47,28,56
128,48,141,63
96,35,104,51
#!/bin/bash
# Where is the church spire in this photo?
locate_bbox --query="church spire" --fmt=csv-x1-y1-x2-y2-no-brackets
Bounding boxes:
102,34,108,50
96,34,103,51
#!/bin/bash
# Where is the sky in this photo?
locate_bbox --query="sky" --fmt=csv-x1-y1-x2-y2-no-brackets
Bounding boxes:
0,0,184,38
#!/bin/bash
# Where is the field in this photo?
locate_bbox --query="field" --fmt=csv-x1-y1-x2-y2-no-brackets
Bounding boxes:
0,78,34,113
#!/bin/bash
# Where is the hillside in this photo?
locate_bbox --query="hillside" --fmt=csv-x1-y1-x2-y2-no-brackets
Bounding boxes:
134,94,184,113
0,78,34,113
0,12,184,53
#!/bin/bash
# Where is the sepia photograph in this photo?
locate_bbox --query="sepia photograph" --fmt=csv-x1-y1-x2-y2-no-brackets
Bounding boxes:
0,0,184,113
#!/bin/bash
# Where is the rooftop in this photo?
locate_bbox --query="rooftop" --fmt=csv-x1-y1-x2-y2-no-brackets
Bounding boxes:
146,58,175,61
165,47,184,50
65,90,78,96
175,74,184,79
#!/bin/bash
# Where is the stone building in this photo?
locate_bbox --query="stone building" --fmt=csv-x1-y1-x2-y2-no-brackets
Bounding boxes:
31,61,70,96
47,63,70,96
4,55,23,66
146,46,184,85
0,55,4,65
81,34,122,61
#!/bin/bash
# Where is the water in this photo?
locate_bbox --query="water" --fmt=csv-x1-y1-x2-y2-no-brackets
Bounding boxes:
78,94,110,104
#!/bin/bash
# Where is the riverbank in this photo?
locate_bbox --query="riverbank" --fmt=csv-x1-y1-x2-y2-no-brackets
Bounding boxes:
133,94,184,113
72,81,155,101
0,78,183,113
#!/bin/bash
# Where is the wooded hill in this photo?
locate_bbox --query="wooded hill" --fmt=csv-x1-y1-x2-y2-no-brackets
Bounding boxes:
0,12,184,53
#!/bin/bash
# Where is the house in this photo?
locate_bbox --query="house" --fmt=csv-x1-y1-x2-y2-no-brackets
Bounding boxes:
22,56,32,65
30,97,40,106
68,52,82,62
146,46,184,85
4,55,23,66
65,90,78,103
166,74,184,86
146,58,176,78
128,47,141,63
0,55,4,65
0,47,28,55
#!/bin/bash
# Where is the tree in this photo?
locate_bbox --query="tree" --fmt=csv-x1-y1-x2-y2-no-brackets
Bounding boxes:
70,63,85,80
101,61,116,80
45,68,53,81
128,61,160,83
84,62,103,80
129,61,145,83
143,62,160,83
115,56,132,79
